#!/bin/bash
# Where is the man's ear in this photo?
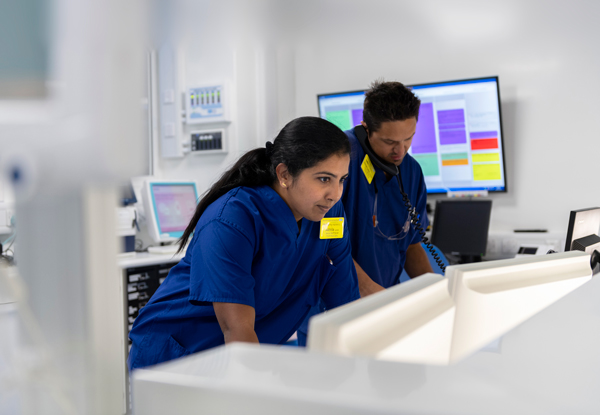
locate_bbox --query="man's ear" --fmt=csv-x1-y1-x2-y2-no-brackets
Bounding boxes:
360,121,369,136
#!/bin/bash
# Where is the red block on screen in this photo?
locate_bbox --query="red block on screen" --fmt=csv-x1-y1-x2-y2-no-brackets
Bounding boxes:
471,138,498,150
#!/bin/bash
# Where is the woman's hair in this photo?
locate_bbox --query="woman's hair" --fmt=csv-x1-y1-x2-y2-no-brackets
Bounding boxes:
176,116,350,252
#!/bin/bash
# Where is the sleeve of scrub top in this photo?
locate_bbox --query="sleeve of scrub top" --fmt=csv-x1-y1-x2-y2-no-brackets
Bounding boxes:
188,219,256,308
321,213,360,310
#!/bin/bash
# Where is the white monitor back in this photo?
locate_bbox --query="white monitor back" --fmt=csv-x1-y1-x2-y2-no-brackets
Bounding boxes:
308,251,593,366
308,273,455,365
448,250,592,362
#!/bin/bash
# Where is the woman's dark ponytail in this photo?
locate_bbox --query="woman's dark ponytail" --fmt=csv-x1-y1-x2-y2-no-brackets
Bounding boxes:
176,147,274,252
177,116,350,253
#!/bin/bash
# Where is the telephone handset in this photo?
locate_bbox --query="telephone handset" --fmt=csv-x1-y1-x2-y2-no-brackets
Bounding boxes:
354,125,446,273
354,125,399,176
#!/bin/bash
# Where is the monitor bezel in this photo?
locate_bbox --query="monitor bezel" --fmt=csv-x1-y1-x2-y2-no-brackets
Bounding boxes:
142,179,199,244
317,89,366,119
564,207,600,252
409,76,507,194
430,199,493,258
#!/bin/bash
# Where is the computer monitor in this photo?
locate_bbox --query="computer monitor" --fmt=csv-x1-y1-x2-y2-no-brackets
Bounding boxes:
430,199,492,263
564,207,600,253
317,76,507,194
317,90,366,132
141,180,199,244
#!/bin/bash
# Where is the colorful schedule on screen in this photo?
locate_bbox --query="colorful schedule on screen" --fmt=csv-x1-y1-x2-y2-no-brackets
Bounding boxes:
317,77,507,194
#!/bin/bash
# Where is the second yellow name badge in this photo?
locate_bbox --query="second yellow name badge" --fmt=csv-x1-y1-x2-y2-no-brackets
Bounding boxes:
320,217,344,239
361,155,375,184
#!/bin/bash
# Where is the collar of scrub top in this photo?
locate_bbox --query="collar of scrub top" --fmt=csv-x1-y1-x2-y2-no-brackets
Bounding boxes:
264,186,307,239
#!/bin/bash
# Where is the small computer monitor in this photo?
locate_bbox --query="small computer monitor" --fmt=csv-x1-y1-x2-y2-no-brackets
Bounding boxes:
430,199,492,263
564,207,600,253
141,180,199,244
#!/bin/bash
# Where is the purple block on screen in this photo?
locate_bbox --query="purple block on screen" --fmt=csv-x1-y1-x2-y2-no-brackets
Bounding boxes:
351,109,363,127
437,109,465,124
412,103,437,154
470,131,498,139
439,122,465,130
439,129,467,145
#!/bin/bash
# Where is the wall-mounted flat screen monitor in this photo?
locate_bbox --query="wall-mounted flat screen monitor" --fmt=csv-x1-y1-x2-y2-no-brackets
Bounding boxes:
317,77,507,194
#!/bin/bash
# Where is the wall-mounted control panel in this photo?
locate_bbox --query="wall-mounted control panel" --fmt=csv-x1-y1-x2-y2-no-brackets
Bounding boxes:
185,84,229,124
189,129,226,154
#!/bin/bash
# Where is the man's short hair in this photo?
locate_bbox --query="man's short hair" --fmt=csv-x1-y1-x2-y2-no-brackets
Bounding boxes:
363,80,421,133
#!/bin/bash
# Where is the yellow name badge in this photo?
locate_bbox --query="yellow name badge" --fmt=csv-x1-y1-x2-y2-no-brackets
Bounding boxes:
320,217,345,239
361,154,375,184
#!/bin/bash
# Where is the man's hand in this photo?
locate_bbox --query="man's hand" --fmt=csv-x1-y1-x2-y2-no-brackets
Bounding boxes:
404,242,434,278
354,259,385,297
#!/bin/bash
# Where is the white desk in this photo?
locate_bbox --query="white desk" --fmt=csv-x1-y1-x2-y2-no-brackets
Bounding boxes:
132,274,600,414
117,251,184,413
117,251,185,270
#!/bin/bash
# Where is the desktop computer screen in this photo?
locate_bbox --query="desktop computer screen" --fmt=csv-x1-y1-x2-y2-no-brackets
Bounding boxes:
565,207,600,252
142,180,199,244
317,77,507,194
430,199,492,263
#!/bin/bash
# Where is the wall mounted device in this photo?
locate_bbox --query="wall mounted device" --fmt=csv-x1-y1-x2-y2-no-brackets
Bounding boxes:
185,83,229,124
189,129,226,154
317,76,507,195
141,179,199,245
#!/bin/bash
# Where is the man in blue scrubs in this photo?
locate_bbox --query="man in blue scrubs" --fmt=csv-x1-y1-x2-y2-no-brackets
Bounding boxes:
344,80,433,296
298,82,432,347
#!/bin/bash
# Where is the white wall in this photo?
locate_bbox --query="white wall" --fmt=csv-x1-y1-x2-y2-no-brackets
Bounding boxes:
154,0,600,233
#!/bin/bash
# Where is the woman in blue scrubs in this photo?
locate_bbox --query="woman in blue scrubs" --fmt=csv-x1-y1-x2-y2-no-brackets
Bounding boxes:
128,117,360,370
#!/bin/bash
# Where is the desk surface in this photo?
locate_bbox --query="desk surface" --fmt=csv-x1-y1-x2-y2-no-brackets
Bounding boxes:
133,274,600,414
117,251,184,269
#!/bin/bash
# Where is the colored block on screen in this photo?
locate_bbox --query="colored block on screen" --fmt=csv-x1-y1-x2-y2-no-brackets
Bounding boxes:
441,152,469,160
472,153,500,163
351,109,363,127
413,153,439,176
470,131,497,139
473,163,502,181
325,110,352,131
471,138,498,150
413,103,437,154
439,122,465,130
437,109,465,124
439,129,467,145
441,159,469,166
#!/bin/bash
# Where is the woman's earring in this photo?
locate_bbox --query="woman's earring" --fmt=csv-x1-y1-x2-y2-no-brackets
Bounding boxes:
281,182,287,188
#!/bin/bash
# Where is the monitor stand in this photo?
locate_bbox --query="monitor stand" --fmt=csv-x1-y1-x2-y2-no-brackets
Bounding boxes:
458,255,482,264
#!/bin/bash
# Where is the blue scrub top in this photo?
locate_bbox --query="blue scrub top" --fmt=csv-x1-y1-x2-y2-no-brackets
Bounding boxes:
343,128,429,288
297,130,429,348
128,185,359,370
